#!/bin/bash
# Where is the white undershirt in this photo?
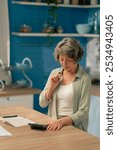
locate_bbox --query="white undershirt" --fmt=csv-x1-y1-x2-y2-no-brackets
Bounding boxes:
57,83,73,117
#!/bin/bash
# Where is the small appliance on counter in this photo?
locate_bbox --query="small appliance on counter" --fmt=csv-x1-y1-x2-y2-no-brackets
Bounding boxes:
91,78,100,85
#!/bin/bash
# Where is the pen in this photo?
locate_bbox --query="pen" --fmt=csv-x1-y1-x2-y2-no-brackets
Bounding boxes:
2,115,18,118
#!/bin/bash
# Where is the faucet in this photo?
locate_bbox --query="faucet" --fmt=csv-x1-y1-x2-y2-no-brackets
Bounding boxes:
22,57,33,88
22,57,33,69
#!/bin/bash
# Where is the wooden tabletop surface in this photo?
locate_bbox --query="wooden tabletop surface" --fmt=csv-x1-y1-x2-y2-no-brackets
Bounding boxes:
0,105,100,150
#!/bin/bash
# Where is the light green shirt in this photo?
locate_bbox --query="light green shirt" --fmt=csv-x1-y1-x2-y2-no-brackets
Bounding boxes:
39,65,91,131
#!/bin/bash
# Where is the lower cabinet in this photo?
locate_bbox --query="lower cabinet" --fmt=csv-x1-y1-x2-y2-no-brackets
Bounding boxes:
0,95,33,109
87,96,100,137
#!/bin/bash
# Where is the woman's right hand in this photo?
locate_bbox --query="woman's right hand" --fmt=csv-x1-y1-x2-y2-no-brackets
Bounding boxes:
49,73,61,90
45,73,62,101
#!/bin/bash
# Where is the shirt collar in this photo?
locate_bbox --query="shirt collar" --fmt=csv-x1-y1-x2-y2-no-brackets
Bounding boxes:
58,64,83,79
75,65,83,79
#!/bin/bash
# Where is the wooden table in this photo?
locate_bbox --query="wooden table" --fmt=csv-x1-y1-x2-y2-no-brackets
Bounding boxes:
0,105,100,150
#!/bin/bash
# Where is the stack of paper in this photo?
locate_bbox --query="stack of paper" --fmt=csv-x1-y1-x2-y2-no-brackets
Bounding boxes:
0,116,34,127
0,126,12,136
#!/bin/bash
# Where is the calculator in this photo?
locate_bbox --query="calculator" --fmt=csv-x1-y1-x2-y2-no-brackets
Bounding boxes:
28,123,48,130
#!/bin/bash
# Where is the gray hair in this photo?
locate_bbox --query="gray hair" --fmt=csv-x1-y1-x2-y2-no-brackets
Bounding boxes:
54,37,84,62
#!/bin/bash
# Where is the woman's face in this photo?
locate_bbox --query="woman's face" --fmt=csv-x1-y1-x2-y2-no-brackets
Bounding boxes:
59,55,77,72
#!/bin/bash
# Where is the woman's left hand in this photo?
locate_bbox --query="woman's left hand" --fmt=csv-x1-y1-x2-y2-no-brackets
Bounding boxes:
47,120,63,131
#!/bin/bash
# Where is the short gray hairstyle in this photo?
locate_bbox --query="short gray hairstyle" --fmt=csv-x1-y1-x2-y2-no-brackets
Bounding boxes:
54,37,84,62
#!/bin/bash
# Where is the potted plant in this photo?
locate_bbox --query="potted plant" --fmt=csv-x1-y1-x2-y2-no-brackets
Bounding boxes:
42,0,63,46
42,0,58,33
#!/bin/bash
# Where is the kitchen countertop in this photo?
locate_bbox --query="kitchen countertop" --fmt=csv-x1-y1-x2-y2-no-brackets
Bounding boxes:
0,85,100,97
0,88,42,97
91,85,100,97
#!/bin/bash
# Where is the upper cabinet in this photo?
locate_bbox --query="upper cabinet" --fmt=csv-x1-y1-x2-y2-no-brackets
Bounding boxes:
10,0,100,38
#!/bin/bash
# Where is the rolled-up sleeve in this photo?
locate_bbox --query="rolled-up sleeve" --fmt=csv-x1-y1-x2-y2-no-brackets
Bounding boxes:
39,70,56,108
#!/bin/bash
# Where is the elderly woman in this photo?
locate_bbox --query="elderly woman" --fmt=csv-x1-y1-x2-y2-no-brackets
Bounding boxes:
39,37,91,131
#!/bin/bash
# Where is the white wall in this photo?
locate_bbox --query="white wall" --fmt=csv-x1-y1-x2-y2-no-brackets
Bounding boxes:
0,0,10,64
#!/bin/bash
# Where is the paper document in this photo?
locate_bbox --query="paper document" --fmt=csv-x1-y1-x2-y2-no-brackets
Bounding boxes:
0,126,12,136
0,116,34,127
